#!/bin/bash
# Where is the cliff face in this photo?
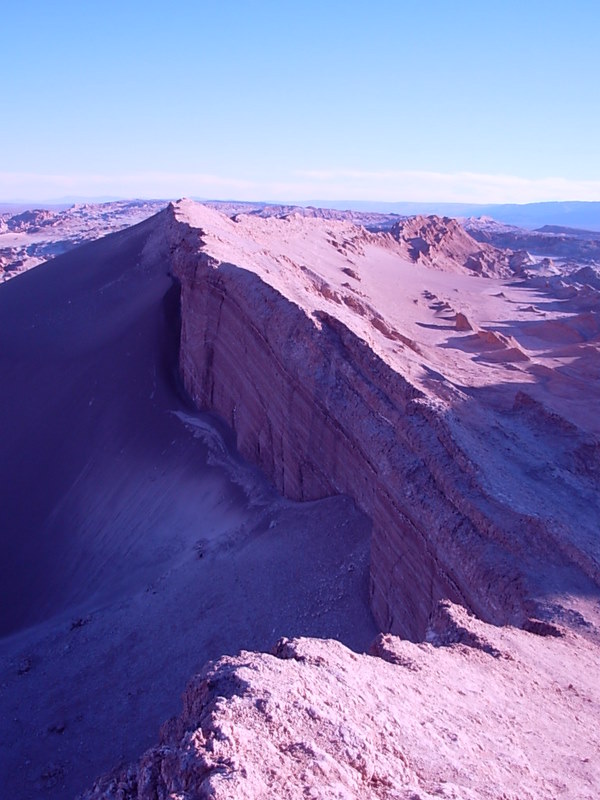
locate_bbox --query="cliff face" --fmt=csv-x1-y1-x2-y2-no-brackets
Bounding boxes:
175,261,462,637
161,200,600,640
6,200,600,800
168,214,474,638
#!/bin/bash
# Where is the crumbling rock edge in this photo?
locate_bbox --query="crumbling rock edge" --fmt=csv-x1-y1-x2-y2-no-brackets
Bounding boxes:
80,601,600,800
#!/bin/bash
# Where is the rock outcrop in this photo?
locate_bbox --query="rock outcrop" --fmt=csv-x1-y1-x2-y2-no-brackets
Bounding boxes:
155,200,600,640
388,215,512,276
80,602,600,800
4,208,59,232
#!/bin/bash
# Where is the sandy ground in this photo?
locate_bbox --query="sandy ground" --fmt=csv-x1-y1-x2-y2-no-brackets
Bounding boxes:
0,216,376,799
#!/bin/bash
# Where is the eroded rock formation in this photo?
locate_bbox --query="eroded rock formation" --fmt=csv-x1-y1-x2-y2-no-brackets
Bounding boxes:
4,199,600,799
152,200,600,640
81,602,600,800
388,214,512,276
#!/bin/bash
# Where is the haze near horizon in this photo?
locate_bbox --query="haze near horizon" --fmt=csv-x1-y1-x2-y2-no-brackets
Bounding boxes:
2,0,600,204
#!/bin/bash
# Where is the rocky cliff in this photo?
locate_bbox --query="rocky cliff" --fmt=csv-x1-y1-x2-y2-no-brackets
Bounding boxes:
388,214,513,276
155,200,600,640
81,601,600,800
4,200,599,800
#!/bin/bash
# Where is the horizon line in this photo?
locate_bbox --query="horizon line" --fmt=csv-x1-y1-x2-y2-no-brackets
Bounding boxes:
3,195,600,209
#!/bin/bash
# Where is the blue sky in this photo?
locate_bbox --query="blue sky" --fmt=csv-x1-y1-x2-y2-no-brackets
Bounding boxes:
3,1,600,203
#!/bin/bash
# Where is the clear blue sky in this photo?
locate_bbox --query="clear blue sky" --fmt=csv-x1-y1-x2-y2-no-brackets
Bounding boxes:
2,0,600,203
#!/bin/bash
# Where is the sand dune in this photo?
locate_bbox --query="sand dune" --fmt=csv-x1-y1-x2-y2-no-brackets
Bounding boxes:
0,201,166,280
0,213,375,799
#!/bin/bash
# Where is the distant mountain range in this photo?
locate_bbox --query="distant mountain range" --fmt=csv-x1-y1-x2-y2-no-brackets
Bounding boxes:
3,197,600,231
294,201,600,231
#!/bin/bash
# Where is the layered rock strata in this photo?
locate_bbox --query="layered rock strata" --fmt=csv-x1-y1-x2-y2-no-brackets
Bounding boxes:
157,200,600,640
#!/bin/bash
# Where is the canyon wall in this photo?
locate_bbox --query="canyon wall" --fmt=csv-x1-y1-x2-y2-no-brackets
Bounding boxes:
165,205,537,639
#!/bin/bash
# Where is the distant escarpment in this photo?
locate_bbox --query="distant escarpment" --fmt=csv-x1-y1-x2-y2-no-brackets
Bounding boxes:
464,216,600,262
159,200,599,640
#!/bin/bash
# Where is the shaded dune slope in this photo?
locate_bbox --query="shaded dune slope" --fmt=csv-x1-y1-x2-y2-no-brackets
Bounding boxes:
0,216,186,635
0,213,375,800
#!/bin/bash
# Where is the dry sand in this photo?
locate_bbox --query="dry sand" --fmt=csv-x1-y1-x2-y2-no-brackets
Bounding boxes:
0,216,375,799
